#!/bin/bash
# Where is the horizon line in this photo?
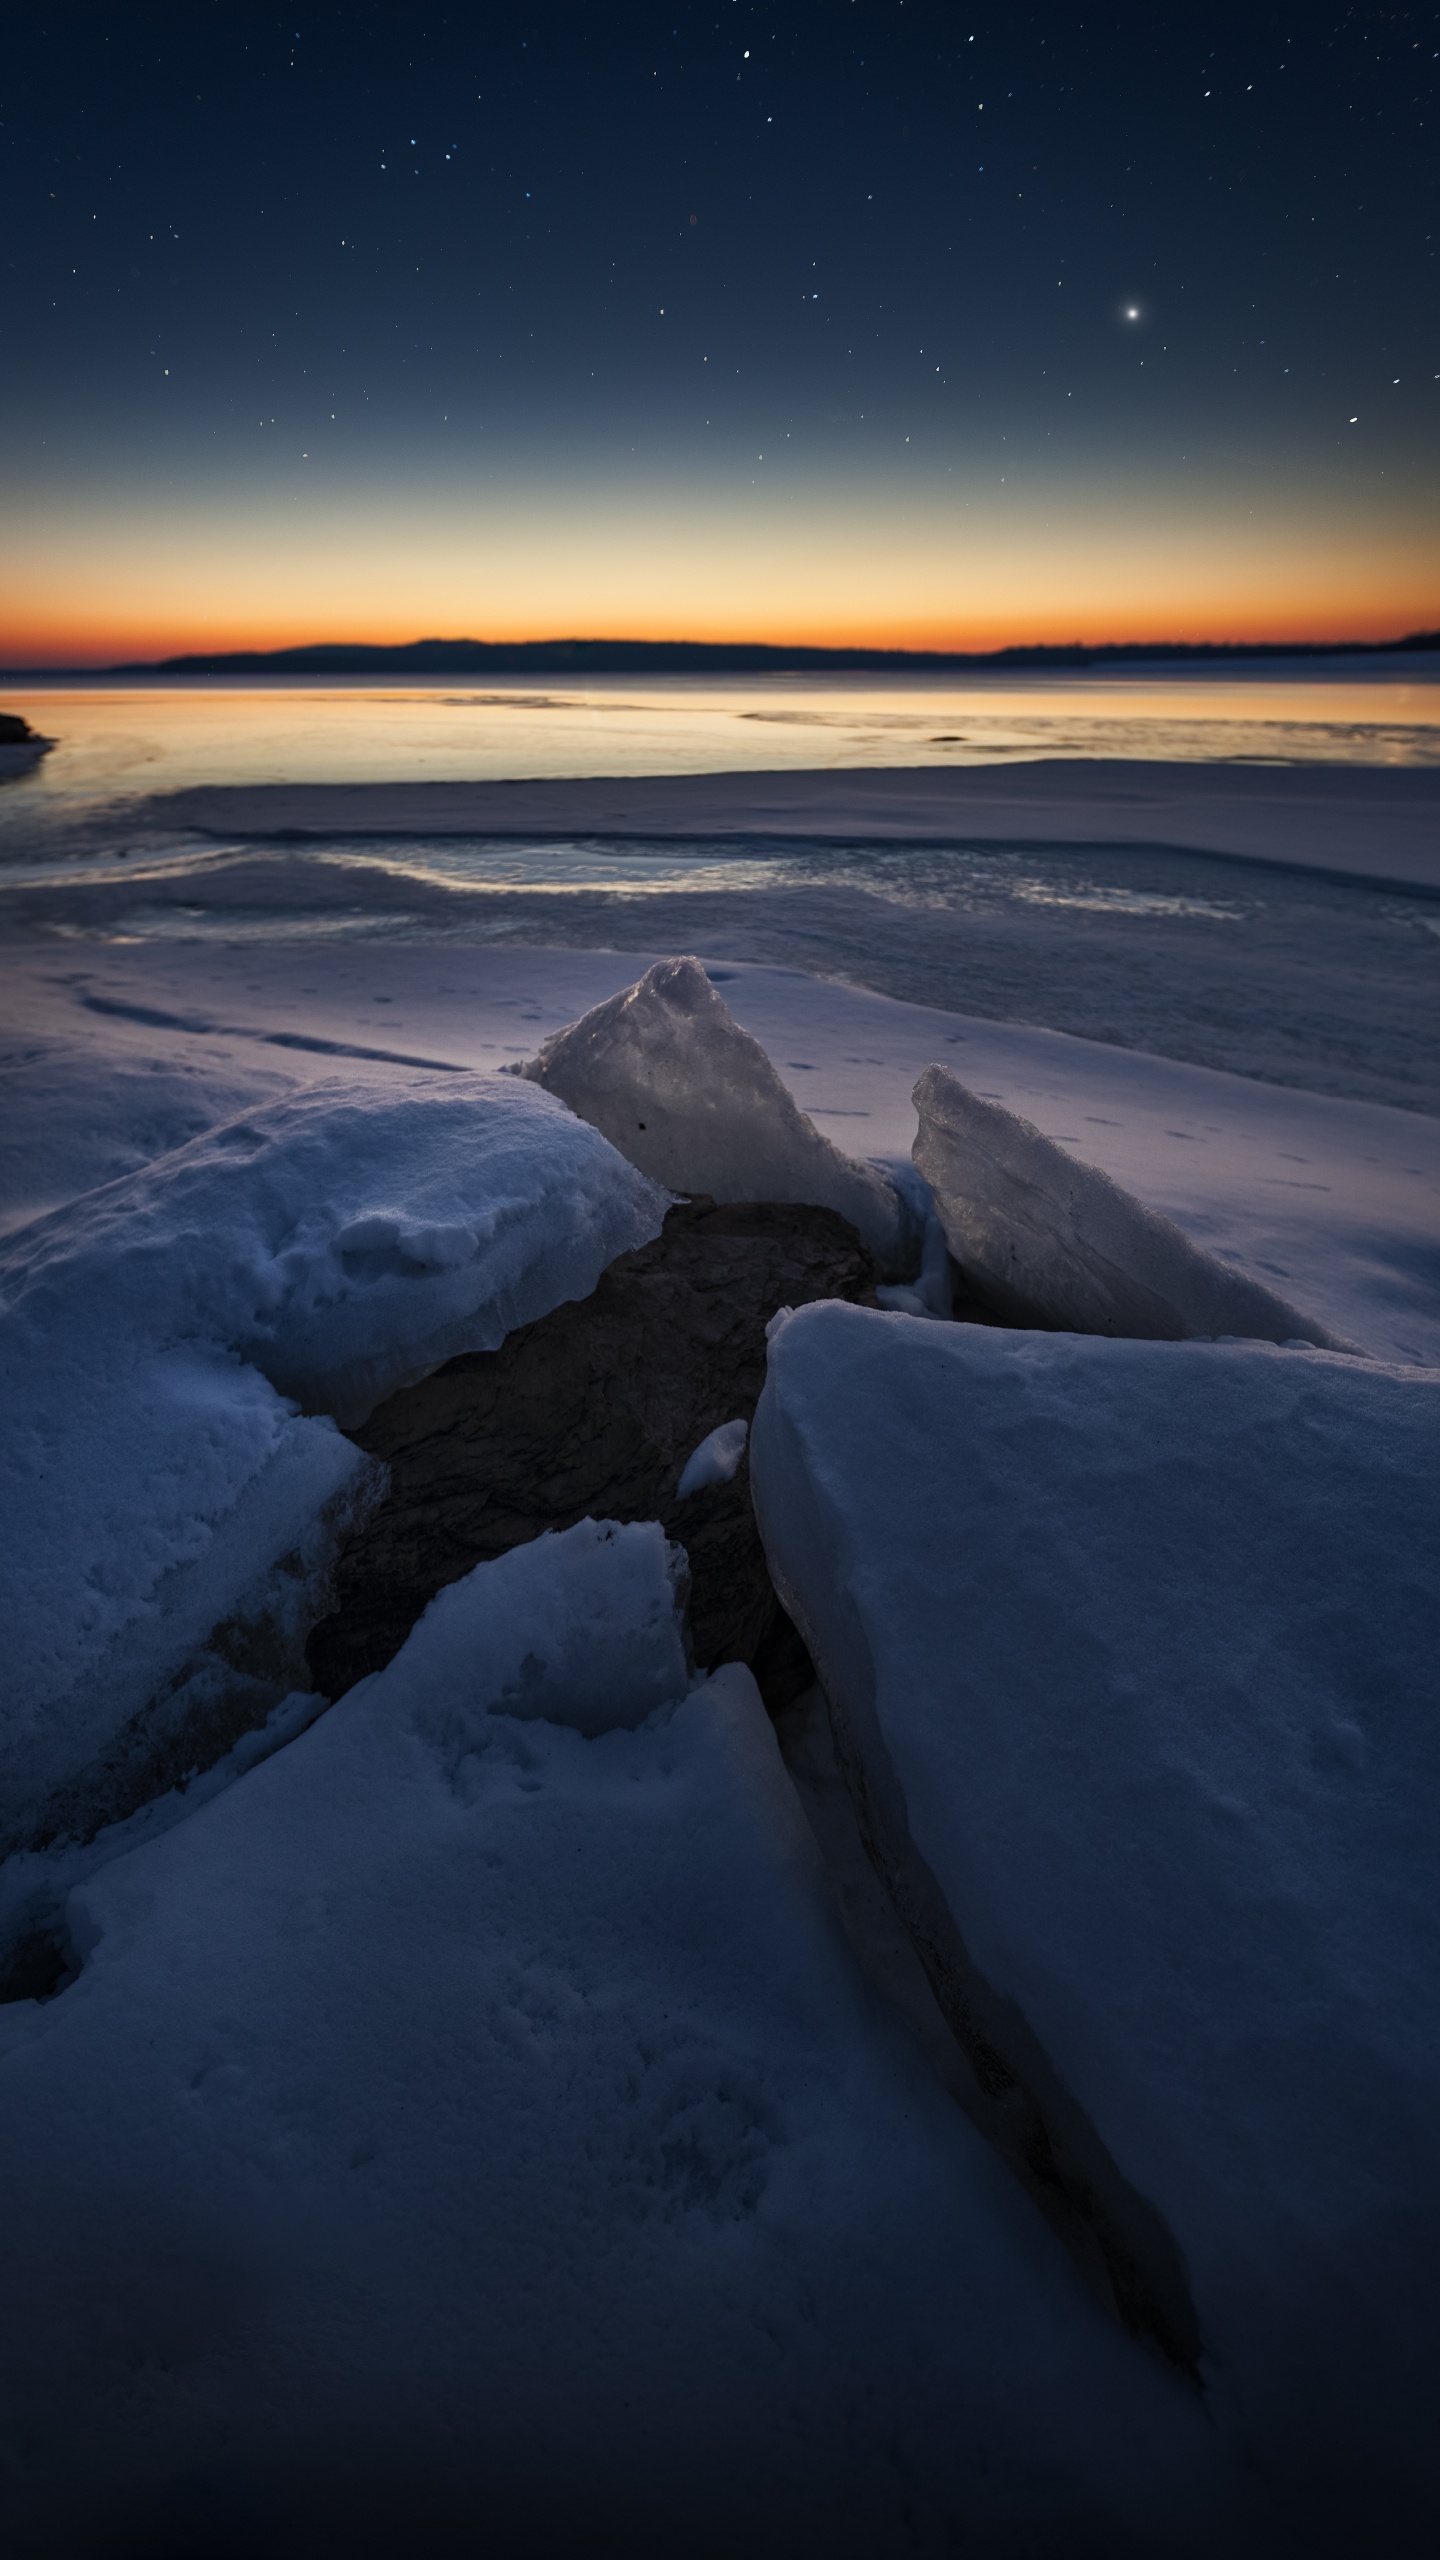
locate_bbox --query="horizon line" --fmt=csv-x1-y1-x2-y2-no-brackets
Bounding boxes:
5,628,1439,681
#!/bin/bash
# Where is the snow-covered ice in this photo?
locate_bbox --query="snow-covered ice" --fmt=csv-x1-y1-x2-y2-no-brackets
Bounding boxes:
521,954,908,1268
3,1072,665,1426
0,872,1435,2550
752,1302,1440,2545
0,1044,295,1240
914,1060,1339,1344
3,937,1432,1362
0,1523,1246,2558
136,754,1440,890
676,1416,749,1498
398,1516,691,1743
0,1076,665,1847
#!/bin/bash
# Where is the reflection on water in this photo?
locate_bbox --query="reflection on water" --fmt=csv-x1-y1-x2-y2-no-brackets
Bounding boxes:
0,668,1437,871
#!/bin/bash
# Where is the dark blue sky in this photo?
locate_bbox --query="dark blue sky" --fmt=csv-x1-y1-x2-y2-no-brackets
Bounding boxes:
4,2,1437,655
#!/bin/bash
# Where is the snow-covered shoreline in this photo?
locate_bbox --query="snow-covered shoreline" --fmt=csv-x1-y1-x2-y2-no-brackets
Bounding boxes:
2,889,1437,2546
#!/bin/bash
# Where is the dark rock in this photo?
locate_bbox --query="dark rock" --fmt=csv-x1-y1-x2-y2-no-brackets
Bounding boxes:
0,714,53,775
306,1198,878,1705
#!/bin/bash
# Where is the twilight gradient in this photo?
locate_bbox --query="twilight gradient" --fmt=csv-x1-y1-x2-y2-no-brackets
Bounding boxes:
3,1,1436,664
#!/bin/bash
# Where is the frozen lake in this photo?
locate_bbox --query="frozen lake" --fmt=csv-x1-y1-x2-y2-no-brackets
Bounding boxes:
2,669,1437,1114
3,665,1439,834
3,672,1438,2552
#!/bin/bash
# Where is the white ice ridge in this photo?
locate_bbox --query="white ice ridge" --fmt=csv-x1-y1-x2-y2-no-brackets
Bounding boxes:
913,1061,1342,1345
0,1078,666,1844
522,956,909,1270
751,1303,1440,2543
676,1417,749,1499
0,1517,1244,2551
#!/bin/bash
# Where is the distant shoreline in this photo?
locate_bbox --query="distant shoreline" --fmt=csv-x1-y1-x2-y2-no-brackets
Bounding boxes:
3,632,1439,682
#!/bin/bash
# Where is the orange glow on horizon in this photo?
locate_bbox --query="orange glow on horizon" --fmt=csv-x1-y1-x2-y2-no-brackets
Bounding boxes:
6,594,1436,669
3,475,1435,666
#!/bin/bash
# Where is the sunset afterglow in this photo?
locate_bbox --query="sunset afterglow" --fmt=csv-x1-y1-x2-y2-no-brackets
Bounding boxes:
3,9,1434,669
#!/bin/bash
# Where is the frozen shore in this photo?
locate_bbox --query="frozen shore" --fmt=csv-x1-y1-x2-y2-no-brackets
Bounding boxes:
1,877,1436,2546
4,937,1435,1362
137,758,1440,890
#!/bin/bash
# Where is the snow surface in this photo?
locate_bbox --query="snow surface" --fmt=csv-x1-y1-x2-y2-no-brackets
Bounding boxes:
914,1061,1339,1345
2,648,1438,2560
137,757,1440,889
0,1521,1248,2558
3,1074,665,1428
0,1042,296,1238
0,912,1434,2544
676,1416,749,1499
0,1076,665,1845
752,1302,1440,2547
398,1516,691,1743
2,938,1433,1361
522,954,908,1266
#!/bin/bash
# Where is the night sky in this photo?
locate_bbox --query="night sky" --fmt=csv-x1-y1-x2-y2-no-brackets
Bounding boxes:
4,1,1437,660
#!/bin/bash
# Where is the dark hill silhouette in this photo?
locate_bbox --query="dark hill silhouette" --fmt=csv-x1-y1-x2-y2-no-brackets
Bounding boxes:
99,630,1440,677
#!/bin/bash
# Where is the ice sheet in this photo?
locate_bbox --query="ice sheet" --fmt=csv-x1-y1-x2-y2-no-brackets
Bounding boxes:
0,1522,1244,2557
752,1304,1440,2544
2,939,1433,1363
0,907,1432,2547
134,758,1440,890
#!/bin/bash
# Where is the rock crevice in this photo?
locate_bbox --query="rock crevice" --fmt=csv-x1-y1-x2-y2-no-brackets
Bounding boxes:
307,1198,879,1703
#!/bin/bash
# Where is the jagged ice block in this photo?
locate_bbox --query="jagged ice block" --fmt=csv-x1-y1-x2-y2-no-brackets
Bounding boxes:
913,1062,1339,1344
522,956,909,1271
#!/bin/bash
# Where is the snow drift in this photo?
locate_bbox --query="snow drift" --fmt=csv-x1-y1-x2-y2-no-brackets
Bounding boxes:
751,1301,1440,2545
913,1062,1341,1345
0,1077,667,1848
0,1519,1243,2558
522,956,909,1269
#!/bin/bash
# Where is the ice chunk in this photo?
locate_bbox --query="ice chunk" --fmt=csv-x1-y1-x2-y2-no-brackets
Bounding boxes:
875,1191,953,1320
913,1062,1339,1345
752,1300,1440,2539
0,1509,1242,2552
522,956,908,1270
676,1417,749,1498
399,1518,692,1747
0,1077,667,1841
0,1346,369,1856
0,1073,666,1425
